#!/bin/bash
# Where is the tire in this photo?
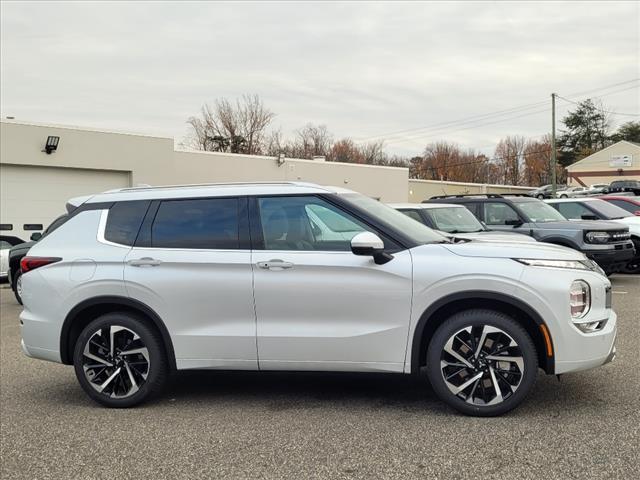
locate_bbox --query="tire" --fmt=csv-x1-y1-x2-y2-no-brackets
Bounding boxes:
536,194,544,199
13,271,23,305
560,194,568,198
73,312,168,408
426,309,538,417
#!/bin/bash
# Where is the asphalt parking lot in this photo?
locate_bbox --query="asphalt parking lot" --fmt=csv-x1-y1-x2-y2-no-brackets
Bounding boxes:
1,277,638,480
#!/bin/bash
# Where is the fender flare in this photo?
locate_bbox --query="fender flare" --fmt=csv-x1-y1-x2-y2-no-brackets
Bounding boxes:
60,295,176,370
410,290,551,374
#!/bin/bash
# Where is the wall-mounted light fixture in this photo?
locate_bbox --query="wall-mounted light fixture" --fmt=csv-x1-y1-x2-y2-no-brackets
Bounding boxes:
44,136,60,154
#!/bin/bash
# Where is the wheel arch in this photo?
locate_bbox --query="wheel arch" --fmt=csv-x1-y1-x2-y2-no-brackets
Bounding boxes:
542,237,580,250
60,296,177,371
411,291,554,375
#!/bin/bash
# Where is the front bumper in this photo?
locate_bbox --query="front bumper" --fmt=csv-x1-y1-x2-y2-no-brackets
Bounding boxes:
554,310,617,374
584,241,635,273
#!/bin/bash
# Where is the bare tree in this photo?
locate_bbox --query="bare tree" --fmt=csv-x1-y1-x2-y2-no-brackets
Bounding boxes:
494,135,526,185
186,94,275,155
289,124,334,159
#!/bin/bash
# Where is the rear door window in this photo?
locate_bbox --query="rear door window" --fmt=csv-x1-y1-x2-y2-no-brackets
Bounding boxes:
151,198,240,249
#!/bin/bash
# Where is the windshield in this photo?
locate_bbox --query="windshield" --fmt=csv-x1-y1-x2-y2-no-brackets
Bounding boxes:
424,207,484,233
515,200,567,222
340,194,448,244
587,199,632,219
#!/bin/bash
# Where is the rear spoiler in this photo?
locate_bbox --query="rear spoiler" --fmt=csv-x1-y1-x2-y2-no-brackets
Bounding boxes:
65,194,94,213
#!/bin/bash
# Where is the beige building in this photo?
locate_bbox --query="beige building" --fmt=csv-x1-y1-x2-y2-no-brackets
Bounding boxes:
1,120,411,239
1,119,533,240
566,140,640,187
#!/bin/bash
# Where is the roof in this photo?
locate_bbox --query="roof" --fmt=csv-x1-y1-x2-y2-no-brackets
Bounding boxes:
566,140,640,171
83,181,347,204
388,203,462,209
545,198,601,204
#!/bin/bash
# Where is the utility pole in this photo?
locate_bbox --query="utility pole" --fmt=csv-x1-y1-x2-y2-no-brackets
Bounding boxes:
551,92,557,196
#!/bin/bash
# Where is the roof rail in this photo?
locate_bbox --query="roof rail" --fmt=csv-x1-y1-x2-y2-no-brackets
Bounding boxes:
498,193,532,197
105,181,308,193
427,193,505,200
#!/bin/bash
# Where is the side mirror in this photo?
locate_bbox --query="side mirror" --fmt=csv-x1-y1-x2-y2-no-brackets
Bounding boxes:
30,232,42,241
505,219,523,227
351,232,393,265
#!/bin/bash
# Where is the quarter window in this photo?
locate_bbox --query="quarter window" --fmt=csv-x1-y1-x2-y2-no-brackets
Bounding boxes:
151,198,240,249
258,196,368,251
105,201,150,245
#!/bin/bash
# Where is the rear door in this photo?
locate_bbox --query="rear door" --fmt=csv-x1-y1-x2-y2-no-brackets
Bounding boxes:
123,196,257,370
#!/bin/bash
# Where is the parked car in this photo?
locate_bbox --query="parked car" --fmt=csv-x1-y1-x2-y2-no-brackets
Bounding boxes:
598,196,640,216
588,183,610,195
20,182,616,416
425,194,634,274
8,213,70,304
608,179,640,195
1,235,25,280
555,186,588,198
389,203,536,243
527,184,554,199
546,198,640,273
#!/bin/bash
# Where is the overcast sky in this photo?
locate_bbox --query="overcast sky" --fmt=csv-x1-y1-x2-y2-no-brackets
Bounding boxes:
1,1,639,156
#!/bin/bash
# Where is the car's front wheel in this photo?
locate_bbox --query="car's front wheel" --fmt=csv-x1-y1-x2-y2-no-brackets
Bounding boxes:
426,309,538,416
536,194,544,199
73,312,168,407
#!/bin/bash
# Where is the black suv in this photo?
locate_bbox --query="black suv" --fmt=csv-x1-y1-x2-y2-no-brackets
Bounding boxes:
425,194,634,274
609,180,640,195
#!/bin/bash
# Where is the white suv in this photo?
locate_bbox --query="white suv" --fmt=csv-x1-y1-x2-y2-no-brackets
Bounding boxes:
20,182,617,416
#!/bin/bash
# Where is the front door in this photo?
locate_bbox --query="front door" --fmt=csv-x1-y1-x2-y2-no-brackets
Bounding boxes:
124,196,257,370
251,195,413,373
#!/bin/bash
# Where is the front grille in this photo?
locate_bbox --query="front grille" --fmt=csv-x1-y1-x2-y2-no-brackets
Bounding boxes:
608,230,631,243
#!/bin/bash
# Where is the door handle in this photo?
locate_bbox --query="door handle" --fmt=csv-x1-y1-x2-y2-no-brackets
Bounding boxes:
257,259,294,270
128,257,162,267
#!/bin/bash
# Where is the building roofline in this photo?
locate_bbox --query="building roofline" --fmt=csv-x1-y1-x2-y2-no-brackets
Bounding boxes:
566,140,640,171
0,118,173,141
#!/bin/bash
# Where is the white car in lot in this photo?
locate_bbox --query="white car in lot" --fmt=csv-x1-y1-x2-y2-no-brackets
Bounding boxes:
389,203,536,243
20,182,616,416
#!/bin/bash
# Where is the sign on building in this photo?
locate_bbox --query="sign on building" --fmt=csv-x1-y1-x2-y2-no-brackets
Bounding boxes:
609,154,633,167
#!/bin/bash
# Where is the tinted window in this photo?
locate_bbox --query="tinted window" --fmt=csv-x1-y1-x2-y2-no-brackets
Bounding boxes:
105,201,150,245
258,196,368,251
152,198,239,249
513,200,566,222
585,199,632,219
483,202,520,225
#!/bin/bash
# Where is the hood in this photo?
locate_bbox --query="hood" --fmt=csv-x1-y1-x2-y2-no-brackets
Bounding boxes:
534,220,628,231
441,240,585,261
445,231,537,243
612,216,640,235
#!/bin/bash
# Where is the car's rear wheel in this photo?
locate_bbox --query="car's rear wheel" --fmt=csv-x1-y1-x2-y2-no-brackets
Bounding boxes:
536,194,544,199
13,271,23,305
426,309,537,416
73,312,167,407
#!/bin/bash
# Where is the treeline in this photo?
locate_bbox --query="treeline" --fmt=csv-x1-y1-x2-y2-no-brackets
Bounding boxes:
185,95,639,186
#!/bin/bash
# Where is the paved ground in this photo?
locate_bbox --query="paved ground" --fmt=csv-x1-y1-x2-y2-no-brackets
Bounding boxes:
1,276,638,480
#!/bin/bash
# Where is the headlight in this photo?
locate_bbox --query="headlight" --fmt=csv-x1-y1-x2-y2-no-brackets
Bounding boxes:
515,258,598,272
570,280,591,319
585,231,610,243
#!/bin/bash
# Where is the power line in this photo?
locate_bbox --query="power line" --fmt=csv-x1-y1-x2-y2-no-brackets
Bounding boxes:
415,146,553,173
354,78,640,145
555,94,639,117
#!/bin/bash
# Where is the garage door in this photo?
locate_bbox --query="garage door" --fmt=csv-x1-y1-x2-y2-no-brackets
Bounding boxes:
0,164,130,241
